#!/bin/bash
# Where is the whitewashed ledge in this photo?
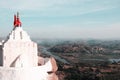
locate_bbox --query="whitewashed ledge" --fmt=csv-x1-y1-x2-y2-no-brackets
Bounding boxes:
0,57,58,80
0,65,56,80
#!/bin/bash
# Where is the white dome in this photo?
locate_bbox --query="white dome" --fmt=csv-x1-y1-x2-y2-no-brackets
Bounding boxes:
6,27,31,42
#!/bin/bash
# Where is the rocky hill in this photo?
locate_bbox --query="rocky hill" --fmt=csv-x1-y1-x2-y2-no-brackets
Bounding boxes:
38,39,120,80
48,41,113,54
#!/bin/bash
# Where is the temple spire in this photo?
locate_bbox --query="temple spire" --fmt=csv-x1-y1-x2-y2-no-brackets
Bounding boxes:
14,12,22,27
17,12,19,18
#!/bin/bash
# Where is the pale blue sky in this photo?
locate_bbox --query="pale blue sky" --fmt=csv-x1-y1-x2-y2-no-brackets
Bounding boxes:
0,0,120,39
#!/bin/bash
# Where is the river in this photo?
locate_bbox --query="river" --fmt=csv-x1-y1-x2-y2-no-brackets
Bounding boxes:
41,47,69,64
40,47,120,64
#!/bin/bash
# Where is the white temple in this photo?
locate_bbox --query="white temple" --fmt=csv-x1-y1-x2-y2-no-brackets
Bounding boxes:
0,13,58,80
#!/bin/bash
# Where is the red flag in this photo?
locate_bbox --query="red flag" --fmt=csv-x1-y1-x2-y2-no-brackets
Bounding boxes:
14,12,22,27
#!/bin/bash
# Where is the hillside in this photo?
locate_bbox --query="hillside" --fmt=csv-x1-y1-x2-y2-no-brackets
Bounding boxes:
38,39,120,80
48,40,120,55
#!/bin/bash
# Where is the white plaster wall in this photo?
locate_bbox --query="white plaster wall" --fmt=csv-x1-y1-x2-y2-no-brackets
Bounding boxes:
3,40,38,67
2,27,38,67
3,41,38,67
0,25,58,80
0,66,48,80
0,59,53,80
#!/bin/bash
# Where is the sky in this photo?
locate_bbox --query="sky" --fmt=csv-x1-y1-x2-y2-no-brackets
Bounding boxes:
0,0,120,40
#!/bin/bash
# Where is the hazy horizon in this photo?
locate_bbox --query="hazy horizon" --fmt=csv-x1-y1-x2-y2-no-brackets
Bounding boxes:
0,0,120,39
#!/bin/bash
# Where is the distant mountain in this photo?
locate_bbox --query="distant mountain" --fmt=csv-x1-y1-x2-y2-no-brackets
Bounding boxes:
48,40,120,54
